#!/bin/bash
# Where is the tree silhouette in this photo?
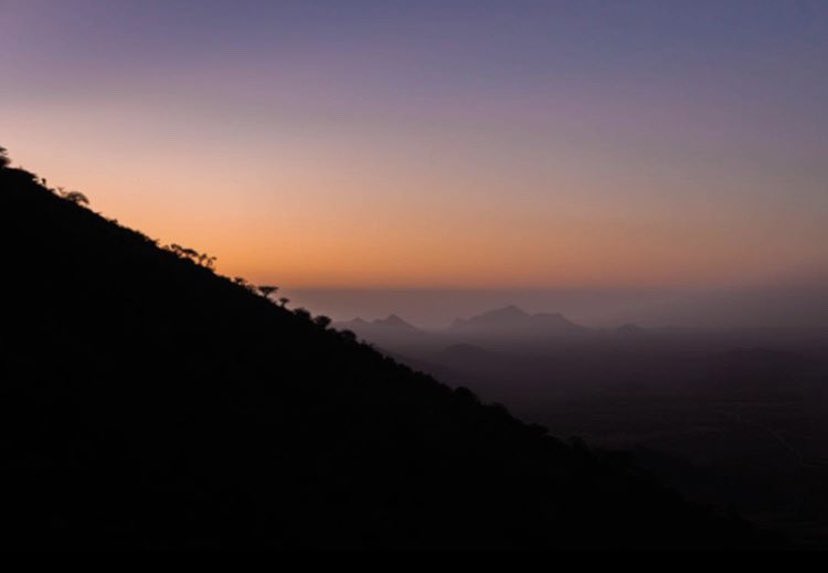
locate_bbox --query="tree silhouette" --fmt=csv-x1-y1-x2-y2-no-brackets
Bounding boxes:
167,244,215,269
338,329,357,343
293,307,312,321
314,315,332,329
233,277,252,289
62,191,90,206
0,146,9,169
54,186,90,205
278,297,290,308
258,285,278,299
197,253,217,270
170,244,194,261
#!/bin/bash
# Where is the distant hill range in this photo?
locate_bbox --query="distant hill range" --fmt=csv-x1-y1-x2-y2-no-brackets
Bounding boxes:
334,306,594,357
0,148,771,549
338,305,589,343
339,313,420,332
450,305,589,336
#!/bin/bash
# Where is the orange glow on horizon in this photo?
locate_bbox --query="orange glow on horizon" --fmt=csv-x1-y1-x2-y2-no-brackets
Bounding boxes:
3,97,826,292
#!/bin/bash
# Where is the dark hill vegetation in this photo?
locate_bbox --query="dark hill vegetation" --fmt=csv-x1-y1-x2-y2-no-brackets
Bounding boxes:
0,148,772,549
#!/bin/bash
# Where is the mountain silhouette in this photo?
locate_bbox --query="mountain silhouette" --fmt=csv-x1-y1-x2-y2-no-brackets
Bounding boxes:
0,153,771,549
373,314,418,330
451,305,587,338
451,305,530,328
342,314,419,331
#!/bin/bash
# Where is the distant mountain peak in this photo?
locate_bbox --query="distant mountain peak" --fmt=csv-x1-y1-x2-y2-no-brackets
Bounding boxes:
335,314,419,332
533,312,580,327
462,305,530,323
496,304,530,316
373,314,417,329
451,305,585,333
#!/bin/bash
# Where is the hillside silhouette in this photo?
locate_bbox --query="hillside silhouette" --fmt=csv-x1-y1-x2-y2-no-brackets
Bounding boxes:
0,148,772,549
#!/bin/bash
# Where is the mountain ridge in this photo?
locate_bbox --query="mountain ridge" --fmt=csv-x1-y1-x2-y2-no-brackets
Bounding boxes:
340,313,420,331
450,305,587,337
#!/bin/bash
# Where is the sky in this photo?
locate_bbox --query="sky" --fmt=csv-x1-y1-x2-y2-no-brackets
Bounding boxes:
2,0,827,293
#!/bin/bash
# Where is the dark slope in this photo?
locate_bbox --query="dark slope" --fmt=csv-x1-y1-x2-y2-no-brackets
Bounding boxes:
0,163,768,549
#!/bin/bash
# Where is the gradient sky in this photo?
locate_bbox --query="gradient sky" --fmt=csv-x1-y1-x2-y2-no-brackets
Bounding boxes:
2,1,827,289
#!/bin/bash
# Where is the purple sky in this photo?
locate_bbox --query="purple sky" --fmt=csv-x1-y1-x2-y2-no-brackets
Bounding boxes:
2,1,827,291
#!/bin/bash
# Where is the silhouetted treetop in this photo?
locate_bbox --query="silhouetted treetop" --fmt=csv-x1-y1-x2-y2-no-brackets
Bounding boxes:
293,307,312,322
313,315,332,329
61,190,90,206
258,285,278,299
166,243,216,270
